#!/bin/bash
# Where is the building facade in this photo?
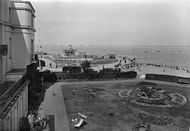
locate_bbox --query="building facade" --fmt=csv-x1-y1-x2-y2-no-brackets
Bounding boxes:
0,0,35,130
104,53,116,59
0,0,35,83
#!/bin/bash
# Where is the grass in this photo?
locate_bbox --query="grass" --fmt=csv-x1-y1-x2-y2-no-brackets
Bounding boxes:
62,81,190,131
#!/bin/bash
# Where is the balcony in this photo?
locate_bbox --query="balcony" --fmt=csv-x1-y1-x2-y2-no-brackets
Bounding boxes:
5,69,26,82
0,72,29,120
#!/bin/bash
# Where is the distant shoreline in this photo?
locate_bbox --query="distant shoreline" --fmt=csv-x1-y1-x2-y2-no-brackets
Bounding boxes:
37,45,190,71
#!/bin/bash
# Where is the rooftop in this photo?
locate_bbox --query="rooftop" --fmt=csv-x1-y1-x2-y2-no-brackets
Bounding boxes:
12,0,36,13
64,45,76,52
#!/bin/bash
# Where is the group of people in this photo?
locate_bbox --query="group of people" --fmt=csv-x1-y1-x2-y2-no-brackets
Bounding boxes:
144,63,190,73
20,108,48,131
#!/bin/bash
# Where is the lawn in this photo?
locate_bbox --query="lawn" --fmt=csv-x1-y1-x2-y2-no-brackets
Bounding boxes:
62,81,190,131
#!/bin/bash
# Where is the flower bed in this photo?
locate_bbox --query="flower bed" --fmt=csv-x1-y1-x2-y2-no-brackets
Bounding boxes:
118,85,187,108
131,99,171,108
169,93,187,105
136,97,166,105
137,112,174,126
118,89,132,98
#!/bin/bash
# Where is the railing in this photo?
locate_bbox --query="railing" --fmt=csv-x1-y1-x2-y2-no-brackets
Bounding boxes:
0,72,29,116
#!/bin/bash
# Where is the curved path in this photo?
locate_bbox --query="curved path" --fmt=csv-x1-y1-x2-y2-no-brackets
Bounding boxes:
39,82,70,131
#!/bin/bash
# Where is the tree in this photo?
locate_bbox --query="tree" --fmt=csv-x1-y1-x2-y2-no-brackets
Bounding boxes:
81,60,91,73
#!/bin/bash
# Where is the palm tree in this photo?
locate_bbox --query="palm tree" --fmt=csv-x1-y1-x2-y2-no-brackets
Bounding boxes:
81,60,91,72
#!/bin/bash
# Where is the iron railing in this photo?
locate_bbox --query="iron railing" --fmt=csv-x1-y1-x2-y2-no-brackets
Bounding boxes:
0,72,29,116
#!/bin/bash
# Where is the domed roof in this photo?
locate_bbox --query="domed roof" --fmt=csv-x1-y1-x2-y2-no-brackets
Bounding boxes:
64,44,76,52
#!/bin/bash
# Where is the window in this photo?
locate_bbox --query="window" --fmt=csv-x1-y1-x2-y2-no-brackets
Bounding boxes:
9,7,11,23
9,38,12,59
31,39,34,61
31,15,34,28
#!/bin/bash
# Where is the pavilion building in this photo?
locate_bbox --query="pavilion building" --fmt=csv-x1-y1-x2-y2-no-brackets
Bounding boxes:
63,44,76,57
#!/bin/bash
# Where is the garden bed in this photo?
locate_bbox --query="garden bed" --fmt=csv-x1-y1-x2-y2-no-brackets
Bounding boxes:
62,80,190,131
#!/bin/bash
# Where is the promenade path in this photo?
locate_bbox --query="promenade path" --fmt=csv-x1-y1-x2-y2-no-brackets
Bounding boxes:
139,65,190,77
39,82,70,131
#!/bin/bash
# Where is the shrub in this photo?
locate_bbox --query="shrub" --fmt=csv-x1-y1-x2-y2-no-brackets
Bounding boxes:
43,70,57,82
56,70,137,80
145,74,190,84
81,60,91,73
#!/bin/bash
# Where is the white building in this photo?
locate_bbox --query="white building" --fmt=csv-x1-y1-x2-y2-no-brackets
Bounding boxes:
103,53,116,60
0,0,35,83
0,0,35,130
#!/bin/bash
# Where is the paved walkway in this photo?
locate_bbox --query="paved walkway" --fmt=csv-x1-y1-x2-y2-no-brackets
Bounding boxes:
39,82,70,131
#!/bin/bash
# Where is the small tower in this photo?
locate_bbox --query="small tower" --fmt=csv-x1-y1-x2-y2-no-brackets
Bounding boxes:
63,44,76,57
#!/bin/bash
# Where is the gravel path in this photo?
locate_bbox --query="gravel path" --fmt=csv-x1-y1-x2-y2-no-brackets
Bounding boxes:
39,82,70,131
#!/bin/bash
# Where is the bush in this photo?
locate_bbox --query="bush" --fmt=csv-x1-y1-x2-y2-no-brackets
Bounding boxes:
26,64,57,111
118,71,137,78
27,63,37,72
62,66,82,73
43,70,57,82
145,74,190,84
99,68,120,74
57,70,137,80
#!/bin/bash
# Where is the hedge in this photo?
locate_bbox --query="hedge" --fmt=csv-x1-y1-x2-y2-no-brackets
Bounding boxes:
145,74,190,84
56,71,137,80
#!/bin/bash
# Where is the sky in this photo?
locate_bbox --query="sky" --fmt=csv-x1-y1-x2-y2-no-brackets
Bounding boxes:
31,0,190,46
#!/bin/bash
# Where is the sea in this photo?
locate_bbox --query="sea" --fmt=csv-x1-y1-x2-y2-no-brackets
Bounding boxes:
36,45,190,68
